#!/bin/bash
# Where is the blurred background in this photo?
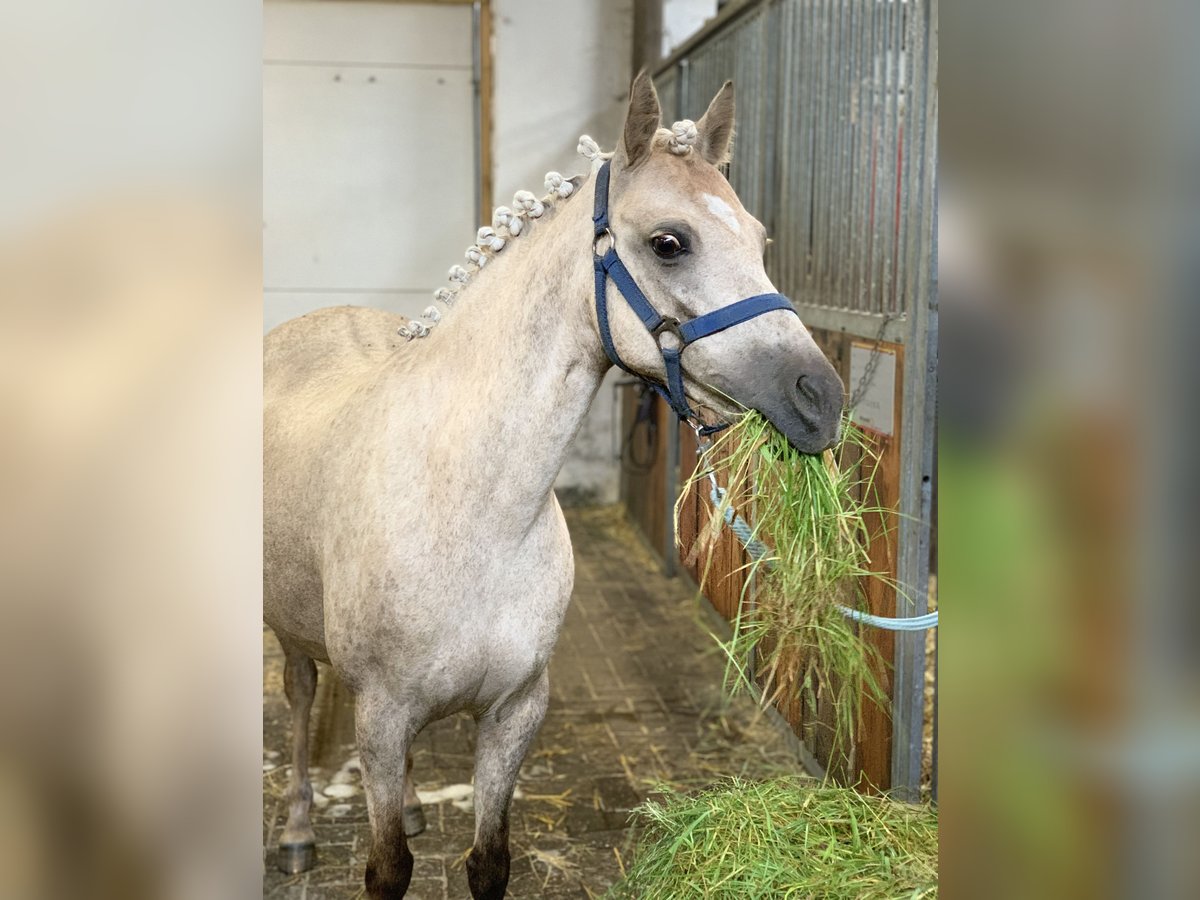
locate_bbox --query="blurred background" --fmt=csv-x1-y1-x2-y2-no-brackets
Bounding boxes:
3,0,1200,897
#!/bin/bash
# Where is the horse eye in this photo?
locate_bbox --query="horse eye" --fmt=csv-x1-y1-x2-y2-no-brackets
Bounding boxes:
650,232,686,259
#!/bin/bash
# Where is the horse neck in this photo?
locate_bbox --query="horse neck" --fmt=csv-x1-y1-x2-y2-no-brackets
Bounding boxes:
409,188,608,526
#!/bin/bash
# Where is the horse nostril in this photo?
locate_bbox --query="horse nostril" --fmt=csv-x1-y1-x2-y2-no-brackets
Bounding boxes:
793,369,845,418
796,374,820,406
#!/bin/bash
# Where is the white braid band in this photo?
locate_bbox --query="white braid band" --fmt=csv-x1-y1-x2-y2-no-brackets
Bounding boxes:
544,171,574,198
477,226,505,252
513,190,544,218
493,205,523,237
577,135,602,161
668,119,698,155
402,319,430,340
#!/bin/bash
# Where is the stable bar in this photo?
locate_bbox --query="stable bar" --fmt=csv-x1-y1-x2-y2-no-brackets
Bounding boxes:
890,0,937,802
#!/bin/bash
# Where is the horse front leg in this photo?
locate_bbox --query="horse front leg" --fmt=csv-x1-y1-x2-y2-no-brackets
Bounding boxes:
356,692,416,899
467,670,550,900
277,644,318,873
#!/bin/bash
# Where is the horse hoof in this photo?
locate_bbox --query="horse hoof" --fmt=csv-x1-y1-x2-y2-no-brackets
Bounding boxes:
277,842,317,874
403,804,426,837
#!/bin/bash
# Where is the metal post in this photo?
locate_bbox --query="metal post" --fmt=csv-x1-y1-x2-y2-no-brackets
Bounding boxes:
890,0,937,801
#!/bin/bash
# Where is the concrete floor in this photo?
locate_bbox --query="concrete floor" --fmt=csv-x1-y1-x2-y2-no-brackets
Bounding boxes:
263,506,799,899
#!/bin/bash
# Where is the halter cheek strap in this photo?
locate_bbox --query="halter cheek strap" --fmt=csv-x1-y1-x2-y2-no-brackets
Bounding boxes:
592,160,797,434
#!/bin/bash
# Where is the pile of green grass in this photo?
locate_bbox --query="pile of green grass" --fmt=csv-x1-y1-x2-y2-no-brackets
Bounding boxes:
608,777,938,899
676,413,893,768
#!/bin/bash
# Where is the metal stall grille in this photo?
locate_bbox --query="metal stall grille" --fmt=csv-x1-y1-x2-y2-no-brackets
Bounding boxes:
649,0,937,799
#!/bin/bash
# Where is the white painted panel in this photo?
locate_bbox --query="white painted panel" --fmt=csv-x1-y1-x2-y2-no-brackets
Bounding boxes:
662,0,719,58
849,342,897,436
492,0,632,207
264,1,472,67
263,63,475,292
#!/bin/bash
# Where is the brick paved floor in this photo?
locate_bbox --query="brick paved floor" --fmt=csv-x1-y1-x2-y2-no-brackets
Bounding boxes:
263,506,799,899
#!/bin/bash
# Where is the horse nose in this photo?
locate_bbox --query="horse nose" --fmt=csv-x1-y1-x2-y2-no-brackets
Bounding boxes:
792,367,845,423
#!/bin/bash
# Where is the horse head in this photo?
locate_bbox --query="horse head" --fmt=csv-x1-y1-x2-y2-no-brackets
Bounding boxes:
598,72,844,454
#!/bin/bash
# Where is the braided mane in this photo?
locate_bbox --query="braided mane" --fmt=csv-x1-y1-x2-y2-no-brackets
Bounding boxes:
398,121,702,340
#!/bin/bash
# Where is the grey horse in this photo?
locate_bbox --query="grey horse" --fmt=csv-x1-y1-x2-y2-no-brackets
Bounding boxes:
264,73,843,899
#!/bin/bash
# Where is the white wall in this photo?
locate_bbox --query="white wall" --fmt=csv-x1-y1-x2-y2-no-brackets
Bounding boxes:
662,0,719,59
493,0,634,504
263,1,476,333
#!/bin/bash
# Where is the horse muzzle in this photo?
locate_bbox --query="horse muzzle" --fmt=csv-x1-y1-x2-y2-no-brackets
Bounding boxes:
754,354,845,455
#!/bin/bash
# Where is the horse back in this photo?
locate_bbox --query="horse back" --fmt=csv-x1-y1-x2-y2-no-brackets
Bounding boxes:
264,305,409,404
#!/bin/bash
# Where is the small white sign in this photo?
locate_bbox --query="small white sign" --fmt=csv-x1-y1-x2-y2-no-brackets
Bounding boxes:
848,343,896,436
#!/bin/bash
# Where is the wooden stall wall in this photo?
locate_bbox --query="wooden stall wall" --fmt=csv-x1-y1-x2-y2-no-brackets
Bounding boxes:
677,422,753,623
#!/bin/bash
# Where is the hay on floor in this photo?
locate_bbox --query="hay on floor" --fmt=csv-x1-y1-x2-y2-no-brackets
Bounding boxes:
608,776,938,899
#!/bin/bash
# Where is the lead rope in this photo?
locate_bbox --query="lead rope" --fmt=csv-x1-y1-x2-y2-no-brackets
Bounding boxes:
690,425,938,632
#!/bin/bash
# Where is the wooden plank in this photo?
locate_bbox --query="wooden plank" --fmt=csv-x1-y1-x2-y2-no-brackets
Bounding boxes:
824,330,903,792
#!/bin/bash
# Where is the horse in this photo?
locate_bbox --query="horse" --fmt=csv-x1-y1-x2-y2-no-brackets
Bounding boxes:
264,72,844,899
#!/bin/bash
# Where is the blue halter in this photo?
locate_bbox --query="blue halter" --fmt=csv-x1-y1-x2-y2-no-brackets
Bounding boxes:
591,160,797,436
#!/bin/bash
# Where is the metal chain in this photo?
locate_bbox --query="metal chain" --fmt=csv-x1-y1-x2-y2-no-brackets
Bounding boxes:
848,313,896,410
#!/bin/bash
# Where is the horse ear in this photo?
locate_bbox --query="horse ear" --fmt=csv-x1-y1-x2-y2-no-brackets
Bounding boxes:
617,70,662,169
696,80,735,166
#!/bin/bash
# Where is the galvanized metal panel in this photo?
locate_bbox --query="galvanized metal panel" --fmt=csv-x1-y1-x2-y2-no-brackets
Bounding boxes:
891,0,938,802
654,0,938,799
657,0,928,325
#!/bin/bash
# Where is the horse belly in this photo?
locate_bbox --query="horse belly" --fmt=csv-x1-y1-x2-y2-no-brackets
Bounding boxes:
263,561,329,661
264,436,331,660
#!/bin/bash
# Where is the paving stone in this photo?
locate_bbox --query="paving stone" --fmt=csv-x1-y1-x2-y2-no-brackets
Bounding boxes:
264,506,798,898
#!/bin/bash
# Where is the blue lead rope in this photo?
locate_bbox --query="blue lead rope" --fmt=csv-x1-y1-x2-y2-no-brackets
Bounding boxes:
709,485,939,632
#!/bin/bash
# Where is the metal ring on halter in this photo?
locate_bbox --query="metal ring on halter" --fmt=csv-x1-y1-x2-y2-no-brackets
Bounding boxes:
650,316,684,347
593,229,614,257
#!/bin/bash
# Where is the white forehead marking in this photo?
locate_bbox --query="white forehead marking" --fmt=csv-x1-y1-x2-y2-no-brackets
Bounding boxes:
702,193,741,234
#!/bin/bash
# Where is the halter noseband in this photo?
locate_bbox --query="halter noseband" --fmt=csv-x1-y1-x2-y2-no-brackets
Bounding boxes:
591,160,797,436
